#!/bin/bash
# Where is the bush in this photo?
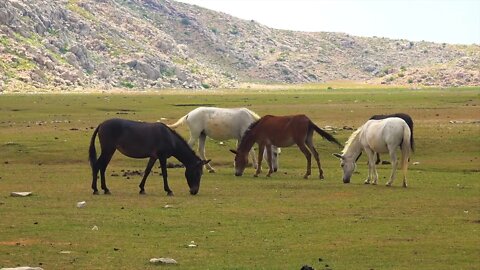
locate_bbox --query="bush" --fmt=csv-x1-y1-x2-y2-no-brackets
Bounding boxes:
181,18,191,26
120,81,134,88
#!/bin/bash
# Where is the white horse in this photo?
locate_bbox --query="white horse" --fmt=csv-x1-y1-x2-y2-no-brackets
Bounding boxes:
333,117,413,187
168,107,280,173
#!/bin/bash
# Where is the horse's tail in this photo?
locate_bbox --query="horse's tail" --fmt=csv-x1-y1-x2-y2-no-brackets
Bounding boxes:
409,122,415,152
89,125,99,172
167,114,188,129
401,124,412,173
310,121,343,148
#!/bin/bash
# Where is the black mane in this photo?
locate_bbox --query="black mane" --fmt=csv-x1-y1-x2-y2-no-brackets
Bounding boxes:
162,123,199,159
239,118,261,146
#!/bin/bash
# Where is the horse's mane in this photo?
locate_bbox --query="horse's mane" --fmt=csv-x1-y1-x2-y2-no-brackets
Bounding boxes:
239,119,261,146
164,124,199,159
341,125,363,154
245,108,261,120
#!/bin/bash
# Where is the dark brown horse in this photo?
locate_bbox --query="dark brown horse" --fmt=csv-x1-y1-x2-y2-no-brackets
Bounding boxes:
369,113,414,164
89,118,210,196
230,115,342,179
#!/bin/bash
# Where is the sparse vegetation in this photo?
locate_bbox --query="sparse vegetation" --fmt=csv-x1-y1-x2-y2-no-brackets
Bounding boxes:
181,17,191,26
120,80,135,88
0,88,478,269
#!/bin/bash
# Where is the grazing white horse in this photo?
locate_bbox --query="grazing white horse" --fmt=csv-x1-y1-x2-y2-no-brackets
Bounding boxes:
333,117,413,187
168,107,280,172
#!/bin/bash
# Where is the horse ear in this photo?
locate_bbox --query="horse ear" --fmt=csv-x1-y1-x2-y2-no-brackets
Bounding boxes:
229,149,238,155
203,159,211,165
332,153,343,159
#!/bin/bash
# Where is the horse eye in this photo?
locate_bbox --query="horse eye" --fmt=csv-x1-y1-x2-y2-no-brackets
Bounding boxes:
341,164,344,168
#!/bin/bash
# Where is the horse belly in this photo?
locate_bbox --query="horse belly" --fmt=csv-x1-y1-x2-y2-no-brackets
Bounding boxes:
204,122,237,140
370,142,389,153
116,143,152,159
271,137,295,147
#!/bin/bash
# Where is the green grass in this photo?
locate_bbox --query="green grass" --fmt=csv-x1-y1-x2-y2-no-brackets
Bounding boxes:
0,87,479,269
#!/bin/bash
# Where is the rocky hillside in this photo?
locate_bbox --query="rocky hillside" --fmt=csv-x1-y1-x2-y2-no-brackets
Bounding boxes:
0,0,478,92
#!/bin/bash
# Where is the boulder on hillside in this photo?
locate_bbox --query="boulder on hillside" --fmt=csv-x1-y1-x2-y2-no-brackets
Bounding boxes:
126,59,160,80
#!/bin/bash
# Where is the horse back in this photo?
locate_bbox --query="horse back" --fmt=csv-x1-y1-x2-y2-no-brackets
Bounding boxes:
254,115,310,146
370,113,413,131
363,118,408,153
97,118,173,158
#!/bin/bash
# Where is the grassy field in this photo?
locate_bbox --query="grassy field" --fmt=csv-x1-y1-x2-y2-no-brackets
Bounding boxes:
0,86,479,269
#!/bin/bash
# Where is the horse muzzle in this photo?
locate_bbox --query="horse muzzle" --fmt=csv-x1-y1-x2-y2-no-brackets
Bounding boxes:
235,172,243,177
343,177,351,184
190,187,199,195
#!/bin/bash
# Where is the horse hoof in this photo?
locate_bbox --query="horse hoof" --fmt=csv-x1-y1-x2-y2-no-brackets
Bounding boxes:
104,190,111,195
253,174,258,177
139,190,146,195
303,175,309,179
93,191,99,195
208,170,216,173
364,182,370,185
319,175,325,180
385,183,392,187
167,191,174,196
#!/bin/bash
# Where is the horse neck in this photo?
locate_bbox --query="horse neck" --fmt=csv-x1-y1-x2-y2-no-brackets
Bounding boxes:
172,138,199,167
238,131,256,154
343,131,363,160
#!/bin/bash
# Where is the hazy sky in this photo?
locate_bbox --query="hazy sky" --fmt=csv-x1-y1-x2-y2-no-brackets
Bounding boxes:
176,0,480,45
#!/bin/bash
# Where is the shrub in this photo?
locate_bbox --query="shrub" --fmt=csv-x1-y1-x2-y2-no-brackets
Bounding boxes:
120,81,134,88
181,18,191,26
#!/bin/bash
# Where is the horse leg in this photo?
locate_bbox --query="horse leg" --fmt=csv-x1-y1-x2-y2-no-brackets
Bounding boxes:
187,131,198,148
91,158,100,195
254,143,265,177
297,143,312,179
138,157,156,195
375,153,381,164
250,147,258,170
364,149,376,184
159,158,174,196
98,149,115,195
198,133,215,173
265,145,274,177
386,149,398,187
306,136,323,179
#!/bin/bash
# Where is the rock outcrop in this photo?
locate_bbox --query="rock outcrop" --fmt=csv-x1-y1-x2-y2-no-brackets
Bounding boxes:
0,0,478,92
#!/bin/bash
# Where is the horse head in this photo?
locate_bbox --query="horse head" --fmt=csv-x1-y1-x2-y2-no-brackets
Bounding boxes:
185,159,211,195
333,153,356,183
230,149,248,176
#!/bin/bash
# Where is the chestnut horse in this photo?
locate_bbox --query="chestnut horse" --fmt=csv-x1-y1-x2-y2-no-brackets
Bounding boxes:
230,115,342,179
89,118,210,196
369,113,414,164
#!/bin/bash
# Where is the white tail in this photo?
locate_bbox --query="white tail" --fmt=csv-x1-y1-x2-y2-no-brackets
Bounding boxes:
167,114,187,129
400,125,412,187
